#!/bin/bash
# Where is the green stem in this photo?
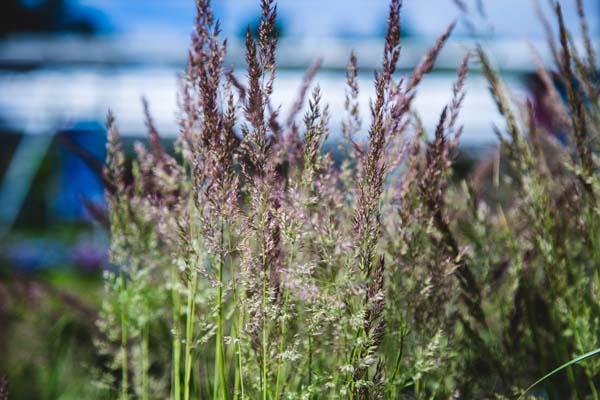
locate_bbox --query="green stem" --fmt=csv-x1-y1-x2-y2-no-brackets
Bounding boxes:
230,226,244,400
261,239,269,400
237,340,245,400
236,303,245,400
232,278,245,400
214,221,227,400
388,324,406,397
274,291,289,400
415,378,421,399
262,268,268,400
120,272,128,400
172,277,182,400
308,335,313,390
184,270,198,400
141,325,149,400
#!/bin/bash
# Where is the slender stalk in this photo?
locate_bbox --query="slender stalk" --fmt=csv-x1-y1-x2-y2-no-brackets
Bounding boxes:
120,271,128,400
231,230,245,400
214,221,227,400
275,246,295,400
237,339,245,400
222,331,236,399
233,250,246,400
415,378,421,399
274,291,289,400
184,269,198,400
262,268,268,400
388,324,406,397
172,272,182,400
141,325,149,400
261,237,269,400
233,359,239,399
308,335,313,390
236,299,246,400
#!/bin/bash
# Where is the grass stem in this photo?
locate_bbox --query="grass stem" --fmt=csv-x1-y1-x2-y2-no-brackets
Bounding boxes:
120,271,128,400
172,272,182,400
183,269,198,400
214,221,227,400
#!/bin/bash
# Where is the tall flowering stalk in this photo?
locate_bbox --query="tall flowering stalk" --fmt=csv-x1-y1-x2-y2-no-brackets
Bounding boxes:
180,1,239,399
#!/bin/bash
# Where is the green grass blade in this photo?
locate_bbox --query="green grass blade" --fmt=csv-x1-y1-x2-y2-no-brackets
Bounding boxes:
519,347,600,399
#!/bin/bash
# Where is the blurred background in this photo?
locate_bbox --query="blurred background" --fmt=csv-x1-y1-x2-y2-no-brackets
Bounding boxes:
0,0,597,397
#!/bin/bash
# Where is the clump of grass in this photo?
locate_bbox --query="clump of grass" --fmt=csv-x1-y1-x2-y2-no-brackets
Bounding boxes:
96,0,600,398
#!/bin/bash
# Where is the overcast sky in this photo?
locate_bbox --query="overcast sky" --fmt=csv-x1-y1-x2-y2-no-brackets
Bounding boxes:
78,0,599,39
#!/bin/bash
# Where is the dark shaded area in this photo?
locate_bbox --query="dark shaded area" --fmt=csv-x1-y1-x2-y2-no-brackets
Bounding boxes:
0,130,21,175
0,0,107,36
